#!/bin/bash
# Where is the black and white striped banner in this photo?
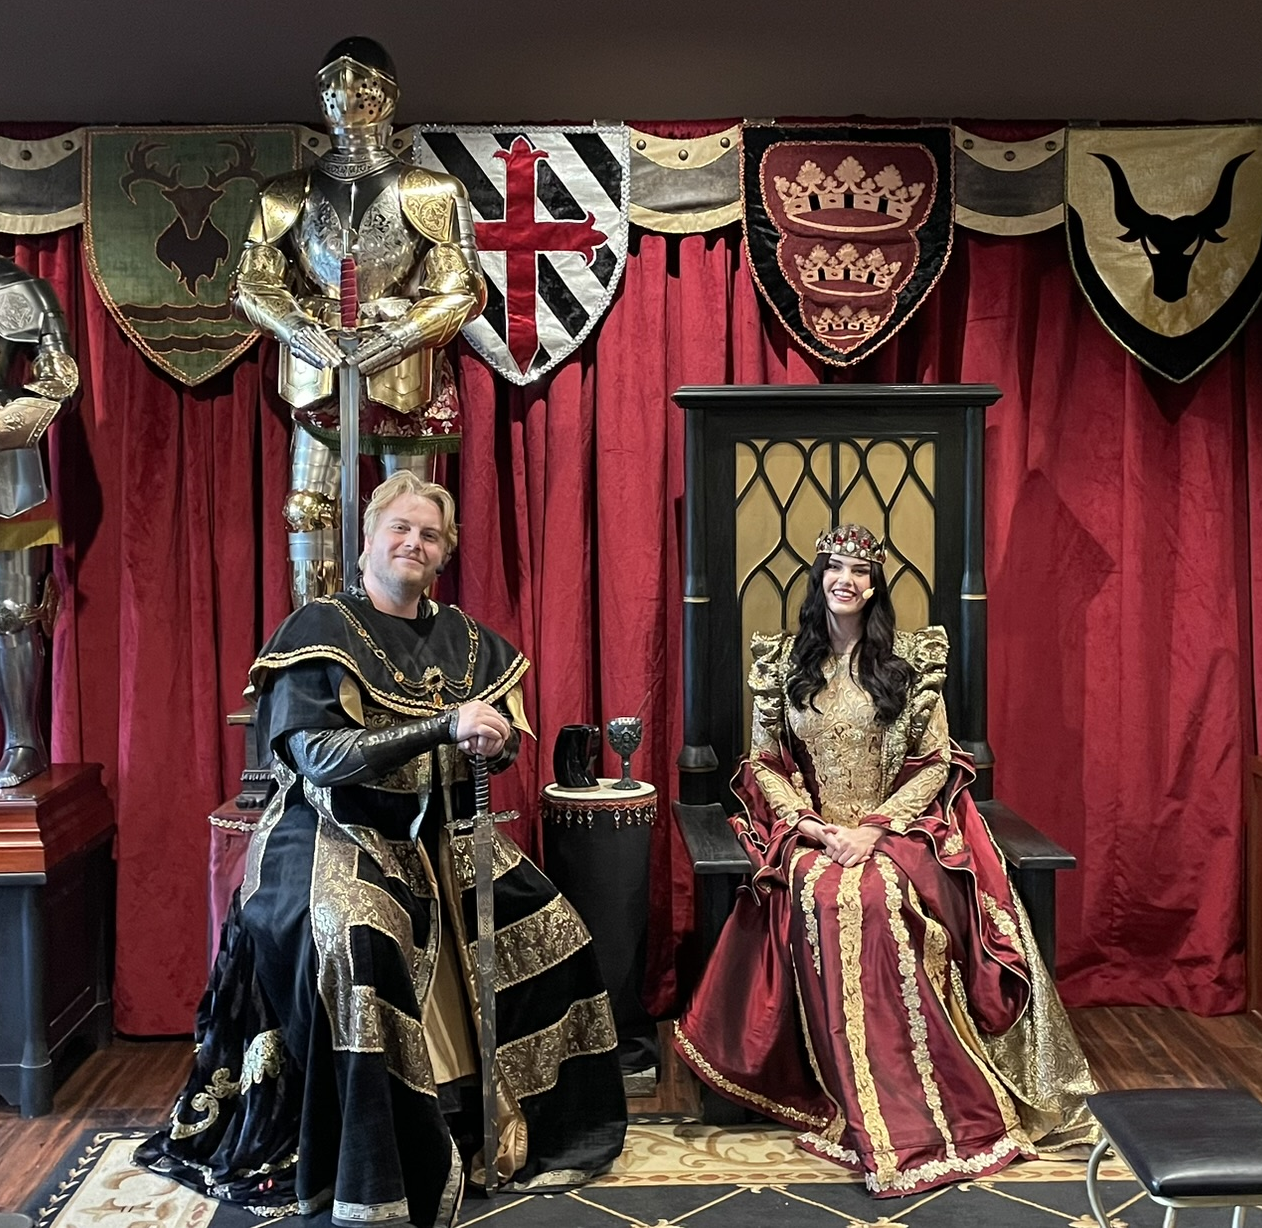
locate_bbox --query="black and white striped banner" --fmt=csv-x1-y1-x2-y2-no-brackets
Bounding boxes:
415,125,630,385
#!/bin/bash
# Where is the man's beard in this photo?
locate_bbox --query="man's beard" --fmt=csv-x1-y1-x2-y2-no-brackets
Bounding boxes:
368,559,428,606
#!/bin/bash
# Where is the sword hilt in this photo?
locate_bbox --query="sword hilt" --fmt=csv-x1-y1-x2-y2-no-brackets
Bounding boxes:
472,752,491,815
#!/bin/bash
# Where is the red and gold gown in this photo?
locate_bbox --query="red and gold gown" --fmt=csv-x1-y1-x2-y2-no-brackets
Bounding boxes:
674,626,1097,1197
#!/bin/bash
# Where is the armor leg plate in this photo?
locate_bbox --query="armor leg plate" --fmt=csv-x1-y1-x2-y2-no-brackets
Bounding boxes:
0,547,50,786
286,430,341,607
380,452,436,483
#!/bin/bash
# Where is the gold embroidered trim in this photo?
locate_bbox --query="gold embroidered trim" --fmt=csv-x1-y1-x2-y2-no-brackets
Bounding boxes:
306,790,439,1097
982,890,1023,953
241,759,294,907
503,1166,608,1191
447,829,524,888
331,1196,411,1223
798,853,831,976
168,1029,284,1139
672,1022,828,1128
472,894,592,992
867,1132,1025,1194
751,758,814,825
836,864,897,1185
208,814,260,832
250,635,529,718
877,855,956,1155
497,993,618,1100
797,1130,861,1166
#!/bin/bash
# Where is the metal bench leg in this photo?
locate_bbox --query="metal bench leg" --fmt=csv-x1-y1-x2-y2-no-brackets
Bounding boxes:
1231,1209,1246,1228
1085,1138,1110,1228
1162,1209,1178,1228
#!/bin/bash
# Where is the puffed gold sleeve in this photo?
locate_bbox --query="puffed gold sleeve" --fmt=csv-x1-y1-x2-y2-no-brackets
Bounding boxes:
874,625,951,832
746,632,816,827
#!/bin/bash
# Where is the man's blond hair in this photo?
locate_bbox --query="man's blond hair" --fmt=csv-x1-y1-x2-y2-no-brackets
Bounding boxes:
358,472,458,573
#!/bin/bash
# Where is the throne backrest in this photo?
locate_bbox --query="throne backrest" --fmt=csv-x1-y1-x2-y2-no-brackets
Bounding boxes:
674,384,1001,805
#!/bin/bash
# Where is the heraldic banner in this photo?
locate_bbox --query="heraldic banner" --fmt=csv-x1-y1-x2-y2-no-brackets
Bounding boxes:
953,126,1065,235
1066,125,1262,382
84,127,300,386
742,125,953,367
415,125,630,385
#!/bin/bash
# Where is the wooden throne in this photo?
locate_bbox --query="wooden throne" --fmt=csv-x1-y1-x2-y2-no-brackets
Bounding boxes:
671,385,1075,1054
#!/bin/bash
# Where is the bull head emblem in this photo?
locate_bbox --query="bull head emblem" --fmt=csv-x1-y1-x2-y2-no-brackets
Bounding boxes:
120,136,266,293
1094,150,1253,302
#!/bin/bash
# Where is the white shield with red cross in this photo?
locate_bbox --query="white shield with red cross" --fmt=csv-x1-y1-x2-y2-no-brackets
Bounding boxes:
415,126,630,385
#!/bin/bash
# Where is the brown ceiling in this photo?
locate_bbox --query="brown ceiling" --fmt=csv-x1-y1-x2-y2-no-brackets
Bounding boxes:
3,0,1260,125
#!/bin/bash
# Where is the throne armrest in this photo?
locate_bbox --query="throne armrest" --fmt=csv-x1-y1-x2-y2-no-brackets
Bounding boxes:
672,800,752,875
976,798,1074,973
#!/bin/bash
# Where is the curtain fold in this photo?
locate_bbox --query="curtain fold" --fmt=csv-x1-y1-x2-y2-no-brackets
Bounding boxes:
5,207,1255,1033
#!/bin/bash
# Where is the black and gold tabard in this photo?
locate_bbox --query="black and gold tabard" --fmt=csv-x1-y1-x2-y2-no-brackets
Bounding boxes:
137,591,626,1228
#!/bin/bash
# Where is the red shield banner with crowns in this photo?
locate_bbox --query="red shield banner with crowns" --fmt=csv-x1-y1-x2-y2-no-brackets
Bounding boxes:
743,126,953,366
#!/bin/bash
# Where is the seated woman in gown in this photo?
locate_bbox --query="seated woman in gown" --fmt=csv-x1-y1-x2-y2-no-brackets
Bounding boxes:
674,523,1097,1197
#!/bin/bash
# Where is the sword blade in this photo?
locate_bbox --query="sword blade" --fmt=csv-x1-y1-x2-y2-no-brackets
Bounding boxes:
338,336,360,586
471,751,499,1194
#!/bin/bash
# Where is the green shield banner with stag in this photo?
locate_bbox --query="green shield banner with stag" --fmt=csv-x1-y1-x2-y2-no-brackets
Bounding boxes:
84,127,300,386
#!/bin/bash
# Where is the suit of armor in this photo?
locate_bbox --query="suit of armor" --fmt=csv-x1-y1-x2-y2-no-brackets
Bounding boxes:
0,256,79,786
232,38,486,608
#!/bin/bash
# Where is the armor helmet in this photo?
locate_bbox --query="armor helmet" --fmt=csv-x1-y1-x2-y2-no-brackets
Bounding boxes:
315,37,399,140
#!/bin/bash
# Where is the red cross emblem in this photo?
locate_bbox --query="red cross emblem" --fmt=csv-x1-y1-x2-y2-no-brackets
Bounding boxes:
474,136,609,374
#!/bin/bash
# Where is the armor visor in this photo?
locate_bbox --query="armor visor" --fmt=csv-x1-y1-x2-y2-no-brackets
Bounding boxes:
316,57,398,143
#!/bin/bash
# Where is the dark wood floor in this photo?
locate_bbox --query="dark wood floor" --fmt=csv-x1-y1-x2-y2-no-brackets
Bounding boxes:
3,1008,1261,1211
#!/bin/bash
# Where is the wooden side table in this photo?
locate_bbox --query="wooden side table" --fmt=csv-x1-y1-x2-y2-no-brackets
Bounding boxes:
541,778,659,1077
0,764,114,1117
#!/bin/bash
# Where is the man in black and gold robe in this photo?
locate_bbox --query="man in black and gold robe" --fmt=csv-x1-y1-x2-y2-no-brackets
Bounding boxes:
137,474,626,1227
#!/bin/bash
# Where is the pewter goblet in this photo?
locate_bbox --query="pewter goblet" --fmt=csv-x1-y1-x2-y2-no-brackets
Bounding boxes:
606,717,643,790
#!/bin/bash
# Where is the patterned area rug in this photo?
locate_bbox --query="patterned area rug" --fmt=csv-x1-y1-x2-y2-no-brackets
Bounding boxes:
23,1120,1229,1228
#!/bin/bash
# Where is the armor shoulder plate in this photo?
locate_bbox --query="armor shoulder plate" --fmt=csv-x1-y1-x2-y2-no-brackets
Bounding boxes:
247,171,309,244
398,166,464,244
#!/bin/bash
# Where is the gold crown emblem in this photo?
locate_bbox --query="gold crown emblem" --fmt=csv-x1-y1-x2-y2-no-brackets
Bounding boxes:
815,524,886,564
811,304,885,338
794,243,901,297
775,157,925,233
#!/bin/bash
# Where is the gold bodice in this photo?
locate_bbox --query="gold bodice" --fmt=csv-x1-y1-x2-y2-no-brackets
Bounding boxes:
747,627,952,833
786,655,887,827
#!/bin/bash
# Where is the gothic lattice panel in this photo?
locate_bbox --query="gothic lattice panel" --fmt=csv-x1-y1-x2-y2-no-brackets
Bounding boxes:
735,436,936,742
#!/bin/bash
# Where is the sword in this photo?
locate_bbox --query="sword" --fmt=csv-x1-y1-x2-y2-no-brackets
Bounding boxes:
338,227,360,587
470,751,499,1194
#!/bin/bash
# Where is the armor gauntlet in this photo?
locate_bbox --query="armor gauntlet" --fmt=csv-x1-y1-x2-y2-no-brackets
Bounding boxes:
287,711,459,786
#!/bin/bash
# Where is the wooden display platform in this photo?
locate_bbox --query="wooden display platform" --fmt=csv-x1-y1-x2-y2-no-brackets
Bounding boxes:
0,765,114,1117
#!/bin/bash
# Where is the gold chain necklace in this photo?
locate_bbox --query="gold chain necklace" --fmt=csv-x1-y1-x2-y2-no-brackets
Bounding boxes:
330,598,480,706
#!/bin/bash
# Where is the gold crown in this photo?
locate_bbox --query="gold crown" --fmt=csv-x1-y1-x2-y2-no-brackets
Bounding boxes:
811,304,884,337
774,157,925,233
794,243,901,296
815,524,886,564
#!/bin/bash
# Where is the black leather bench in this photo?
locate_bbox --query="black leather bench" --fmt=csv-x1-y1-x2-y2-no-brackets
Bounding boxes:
1086,1089,1262,1227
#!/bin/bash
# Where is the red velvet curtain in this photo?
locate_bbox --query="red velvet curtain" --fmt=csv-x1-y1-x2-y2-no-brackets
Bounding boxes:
2,227,291,1034
6,201,1256,1033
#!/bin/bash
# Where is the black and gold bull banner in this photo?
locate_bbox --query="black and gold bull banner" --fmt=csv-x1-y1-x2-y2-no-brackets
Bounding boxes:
742,125,953,366
1066,125,1262,382
84,127,301,386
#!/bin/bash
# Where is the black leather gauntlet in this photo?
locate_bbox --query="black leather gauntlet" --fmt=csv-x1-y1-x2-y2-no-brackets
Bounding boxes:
287,712,460,787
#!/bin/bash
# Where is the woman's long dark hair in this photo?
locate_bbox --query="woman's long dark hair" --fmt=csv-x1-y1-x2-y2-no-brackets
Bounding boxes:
786,551,912,725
